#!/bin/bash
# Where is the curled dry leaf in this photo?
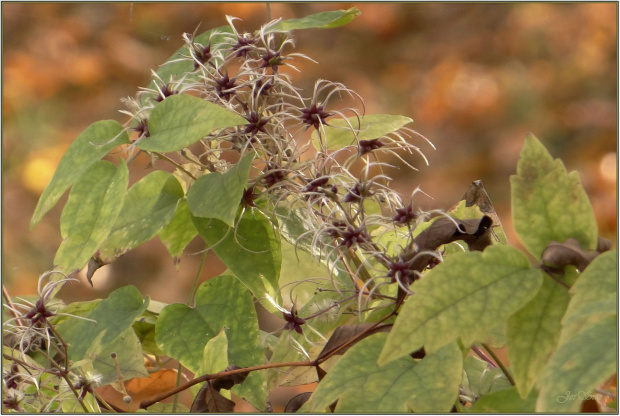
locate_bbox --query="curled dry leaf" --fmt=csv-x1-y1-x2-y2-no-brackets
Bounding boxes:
317,324,392,360
190,382,235,413
407,215,494,272
541,237,611,272
86,253,107,286
284,392,313,413
190,364,249,413
462,180,505,242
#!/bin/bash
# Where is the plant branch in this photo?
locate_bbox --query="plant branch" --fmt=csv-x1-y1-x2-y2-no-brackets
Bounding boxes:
139,360,314,409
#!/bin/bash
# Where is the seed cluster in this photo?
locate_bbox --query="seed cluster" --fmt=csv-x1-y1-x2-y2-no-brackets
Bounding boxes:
118,15,439,321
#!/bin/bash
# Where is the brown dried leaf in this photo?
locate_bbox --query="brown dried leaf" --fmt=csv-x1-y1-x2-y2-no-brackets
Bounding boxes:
461,180,507,244
414,216,493,252
190,382,235,413
409,215,494,271
462,180,502,227
541,238,608,272
317,324,391,360
96,369,191,412
596,235,612,253
86,253,107,286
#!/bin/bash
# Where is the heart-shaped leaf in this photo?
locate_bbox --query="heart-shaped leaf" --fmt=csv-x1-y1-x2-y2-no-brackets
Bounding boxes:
155,275,266,410
187,153,254,227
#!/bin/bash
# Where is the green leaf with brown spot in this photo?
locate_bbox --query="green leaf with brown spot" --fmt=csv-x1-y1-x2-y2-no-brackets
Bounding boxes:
560,250,617,343
511,134,598,259
536,315,616,412
310,333,462,413
378,245,543,365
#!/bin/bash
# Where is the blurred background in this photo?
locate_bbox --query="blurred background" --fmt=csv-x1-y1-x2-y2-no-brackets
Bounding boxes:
3,0,616,337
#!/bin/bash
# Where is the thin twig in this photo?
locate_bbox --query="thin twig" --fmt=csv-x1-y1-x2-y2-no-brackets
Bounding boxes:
471,344,497,368
480,343,515,386
2,285,23,327
139,360,314,409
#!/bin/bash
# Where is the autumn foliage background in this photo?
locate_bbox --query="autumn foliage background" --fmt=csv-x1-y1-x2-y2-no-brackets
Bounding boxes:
3,3,616,305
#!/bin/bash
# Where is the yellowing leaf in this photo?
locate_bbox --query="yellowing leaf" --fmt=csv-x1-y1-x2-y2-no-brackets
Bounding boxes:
378,245,543,364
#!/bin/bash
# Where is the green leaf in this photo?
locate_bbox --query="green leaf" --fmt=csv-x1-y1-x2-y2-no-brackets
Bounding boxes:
271,7,361,31
470,386,537,413
461,356,512,400
158,199,198,259
54,160,128,273
310,334,462,413
55,286,149,383
56,285,148,358
187,153,254,227
191,328,230,401
201,329,229,375
61,390,100,413
30,120,129,228
98,171,183,262
133,320,163,357
378,245,543,364
278,240,333,309
155,275,266,410
561,250,617,341
95,327,150,385
312,114,412,150
536,315,616,412
137,94,247,153
507,276,570,398
192,209,281,312
53,299,101,323
511,134,598,259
